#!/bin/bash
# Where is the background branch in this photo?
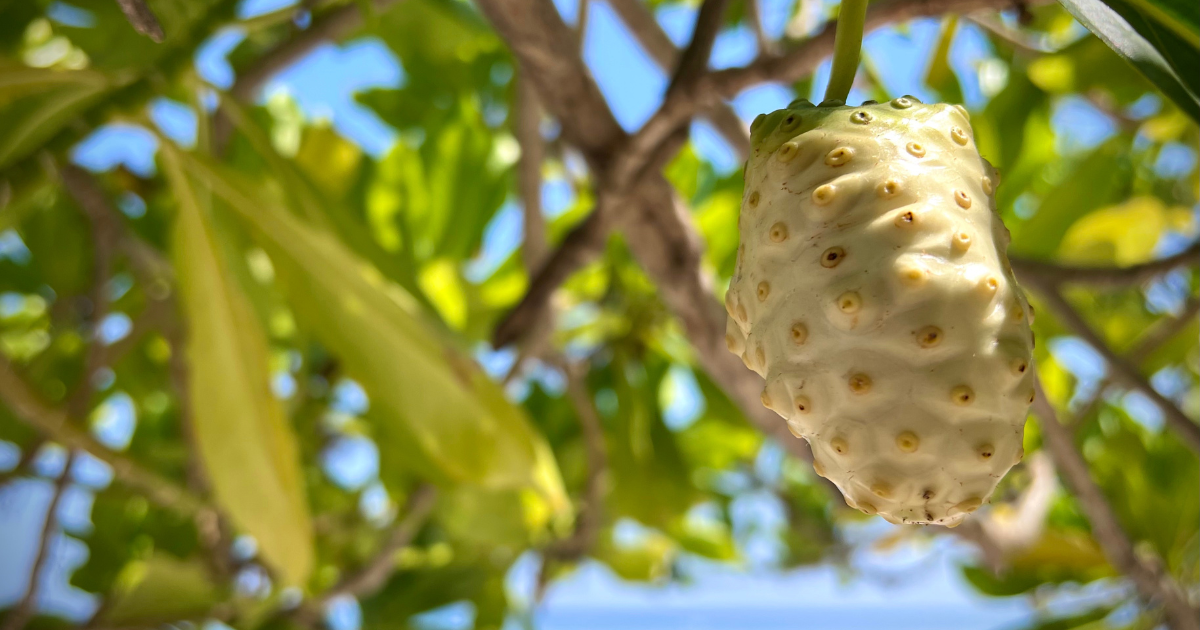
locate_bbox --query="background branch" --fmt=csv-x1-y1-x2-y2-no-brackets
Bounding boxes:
314,484,438,602
1032,378,1199,630
115,0,164,43
1022,276,1200,452
1011,242,1199,287
1,452,76,630
0,354,208,518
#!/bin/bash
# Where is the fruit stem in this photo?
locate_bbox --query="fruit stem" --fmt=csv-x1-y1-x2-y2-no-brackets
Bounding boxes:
824,0,868,103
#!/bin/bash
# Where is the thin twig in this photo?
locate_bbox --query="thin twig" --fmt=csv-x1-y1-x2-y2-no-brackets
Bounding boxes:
1011,243,1199,288
212,0,404,151
292,485,438,625
516,75,549,272
1032,378,1199,630
544,361,609,560
1022,276,1200,452
669,0,733,90
603,0,749,156
1,452,76,630
0,355,207,517
1065,297,1199,431
744,0,775,56
115,0,165,43
0,438,45,488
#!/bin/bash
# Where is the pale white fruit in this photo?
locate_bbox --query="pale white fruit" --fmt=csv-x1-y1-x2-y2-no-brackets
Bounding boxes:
726,97,1035,527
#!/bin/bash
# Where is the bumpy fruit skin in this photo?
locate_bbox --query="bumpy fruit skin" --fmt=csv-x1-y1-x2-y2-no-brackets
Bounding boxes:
725,97,1035,527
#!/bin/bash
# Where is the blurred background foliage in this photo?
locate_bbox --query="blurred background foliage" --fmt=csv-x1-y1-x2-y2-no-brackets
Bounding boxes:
0,0,1196,629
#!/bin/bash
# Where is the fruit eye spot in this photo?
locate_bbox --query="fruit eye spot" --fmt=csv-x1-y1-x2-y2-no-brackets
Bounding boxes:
837,291,861,313
794,396,811,413
922,489,936,500
735,303,747,323
781,114,802,132
916,326,942,348
977,444,994,460
848,373,872,393
978,276,999,298
871,482,891,498
952,232,971,252
954,190,972,208
894,211,916,227
831,437,849,455
747,191,760,208
891,97,913,109
876,179,900,198
1011,359,1028,375
851,111,873,124
896,431,920,453
899,266,927,287
950,127,969,145
724,333,737,351
820,246,845,268
812,184,836,205
982,176,994,195
951,385,975,405
825,147,854,166
790,322,808,344
769,222,788,242
777,141,800,162
760,388,773,408
906,142,926,157
757,281,771,301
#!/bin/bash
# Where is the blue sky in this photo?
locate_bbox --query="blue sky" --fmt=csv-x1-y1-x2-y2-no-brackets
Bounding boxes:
2,0,1191,628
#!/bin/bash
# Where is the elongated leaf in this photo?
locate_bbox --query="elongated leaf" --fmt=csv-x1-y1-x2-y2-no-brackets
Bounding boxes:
1057,0,1200,121
172,148,565,506
0,65,110,169
162,148,314,586
102,555,224,625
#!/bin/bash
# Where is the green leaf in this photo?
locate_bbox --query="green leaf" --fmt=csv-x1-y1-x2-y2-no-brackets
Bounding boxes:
924,16,964,104
1057,196,1182,265
171,148,566,506
1056,0,1200,121
162,147,314,586
1009,137,1130,259
102,555,225,625
0,64,110,170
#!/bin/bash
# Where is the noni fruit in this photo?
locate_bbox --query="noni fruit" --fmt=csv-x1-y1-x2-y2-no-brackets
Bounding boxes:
725,96,1035,527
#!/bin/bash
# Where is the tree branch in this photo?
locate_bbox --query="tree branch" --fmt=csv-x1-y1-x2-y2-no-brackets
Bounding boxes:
0,355,208,518
544,361,609,560
1032,378,1199,630
1,452,76,630
213,0,404,151
322,484,437,600
115,0,165,43
291,484,437,625
1011,242,1199,288
493,0,1028,350
669,0,732,90
1022,276,1200,452
516,74,549,272
744,0,775,56
603,0,750,157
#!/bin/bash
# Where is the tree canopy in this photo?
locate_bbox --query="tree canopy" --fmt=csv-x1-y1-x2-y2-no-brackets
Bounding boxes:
0,0,1196,629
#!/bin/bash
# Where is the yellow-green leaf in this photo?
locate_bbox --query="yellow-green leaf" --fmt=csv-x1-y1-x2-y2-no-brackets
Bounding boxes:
174,149,565,507
102,555,224,625
163,148,314,586
1057,196,1179,265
